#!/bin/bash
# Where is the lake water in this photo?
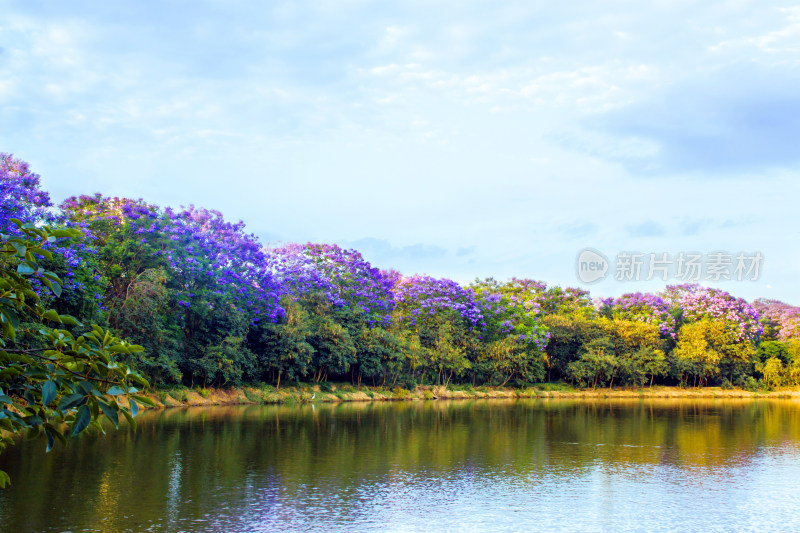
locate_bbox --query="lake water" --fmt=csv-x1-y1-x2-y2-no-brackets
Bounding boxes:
1,399,800,532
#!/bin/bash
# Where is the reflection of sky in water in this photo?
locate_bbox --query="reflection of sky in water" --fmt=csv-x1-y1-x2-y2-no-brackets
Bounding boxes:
1,400,800,532
208,449,800,532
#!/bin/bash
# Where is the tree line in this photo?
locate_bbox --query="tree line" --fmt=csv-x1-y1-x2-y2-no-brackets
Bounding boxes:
3,152,800,397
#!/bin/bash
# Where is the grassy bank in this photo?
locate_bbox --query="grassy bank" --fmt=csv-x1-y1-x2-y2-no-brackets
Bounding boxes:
136,383,800,409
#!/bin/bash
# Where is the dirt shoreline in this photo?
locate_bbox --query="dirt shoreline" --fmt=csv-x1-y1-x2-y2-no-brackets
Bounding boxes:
135,385,800,409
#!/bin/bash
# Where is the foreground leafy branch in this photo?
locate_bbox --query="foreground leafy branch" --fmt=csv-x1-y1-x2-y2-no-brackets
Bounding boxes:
0,219,152,488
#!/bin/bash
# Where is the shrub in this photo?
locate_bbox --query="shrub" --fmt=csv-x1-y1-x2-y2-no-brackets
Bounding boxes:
393,387,412,400
744,377,764,392
243,388,263,403
170,389,189,402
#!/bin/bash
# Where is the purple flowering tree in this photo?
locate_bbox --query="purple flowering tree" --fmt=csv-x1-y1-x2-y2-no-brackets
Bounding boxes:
393,275,483,385
598,292,678,339
270,243,395,327
661,284,762,344
752,299,800,341
60,196,286,385
661,284,762,385
265,243,398,383
470,278,551,385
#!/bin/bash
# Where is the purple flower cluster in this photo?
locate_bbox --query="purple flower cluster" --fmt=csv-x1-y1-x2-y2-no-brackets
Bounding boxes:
752,299,800,340
0,153,53,233
166,205,285,322
662,284,763,343
0,155,105,300
470,278,551,351
487,278,544,315
394,275,484,329
599,292,677,338
498,278,592,317
60,195,286,323
269,243,395,326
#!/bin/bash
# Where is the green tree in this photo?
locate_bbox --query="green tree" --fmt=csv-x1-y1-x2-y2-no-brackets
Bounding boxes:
430,323,470,386
566,338,619,389
479,336,545,386
543,315,609,381
618,347,668,387
354,326,404,386
757,340,789,365
757,357,784,389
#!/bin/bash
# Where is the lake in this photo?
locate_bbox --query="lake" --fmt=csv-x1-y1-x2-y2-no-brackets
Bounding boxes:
1,399,800,532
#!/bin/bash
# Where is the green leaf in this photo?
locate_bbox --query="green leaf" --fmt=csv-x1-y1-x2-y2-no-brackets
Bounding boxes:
131,394,156,407
42,309,62,323
89,418,106,435
26,425,41,440
0,320,14,342
49,281,62,298
24,415,43,426
42,380,57,406
130,399,139,418
120,406,137,431
1,309,19,328
107,344,131,354
50,229,78,239
16,263,35,275
10,241,26,257
44,423,66,446
0,470,10,489
106,386,125,396
58,392,85,411
98,401,119,428
78,381,94,395
71,405,91,436
58,314,81,326
29,247,53,260
45,428,55,452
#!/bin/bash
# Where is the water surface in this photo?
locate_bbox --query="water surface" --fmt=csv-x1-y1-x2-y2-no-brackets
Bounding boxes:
1,399,800,532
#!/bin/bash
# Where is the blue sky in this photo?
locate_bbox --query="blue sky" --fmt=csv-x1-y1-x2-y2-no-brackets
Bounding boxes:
1,0,798,303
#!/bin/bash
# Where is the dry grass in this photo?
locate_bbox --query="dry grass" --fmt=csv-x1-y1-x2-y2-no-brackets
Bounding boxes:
135,384,800,410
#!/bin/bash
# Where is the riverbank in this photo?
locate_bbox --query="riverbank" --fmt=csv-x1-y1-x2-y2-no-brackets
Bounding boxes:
135,384,800,409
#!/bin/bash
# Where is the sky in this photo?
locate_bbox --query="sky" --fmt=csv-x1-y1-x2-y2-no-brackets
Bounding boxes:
1,0,799,303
